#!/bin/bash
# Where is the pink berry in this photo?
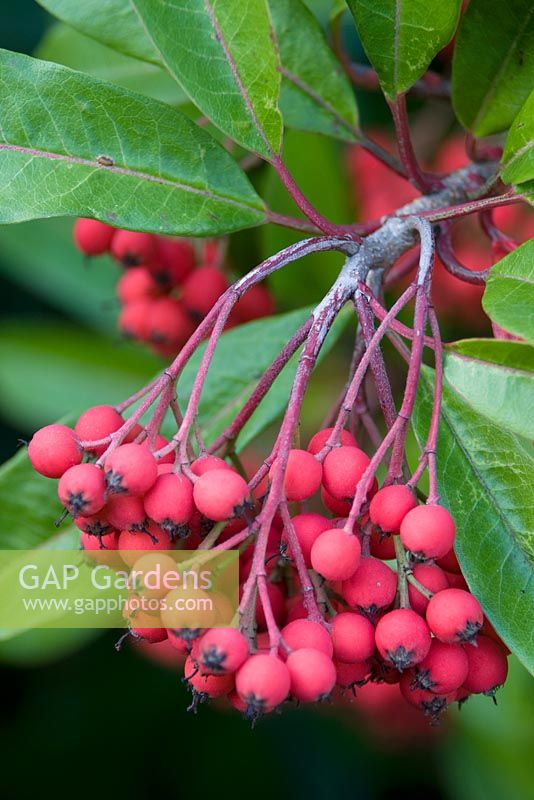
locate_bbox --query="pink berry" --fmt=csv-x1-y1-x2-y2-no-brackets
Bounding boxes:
322,446,371,500
143,473,194,539
307,427,357,456
375,609,432,671
58,463,106,517
281,513,331,567
118,525,173,568
191,456,231,476
410,640,469,694
407,563,449,614
106,495,147,532
198,628,249,675
342,558,397,617
111,230,157,267
232,284,275,323
182,266,229,317
184,655,235,699
311,529,361,581
236,655,291,717
462,634,508,696
334,659,371,689
286,648,336,702
274,449,322,502
73,218,114,256
281,619,333,657
426,588,483,645
75,405,124,456
117,267,160,304
332,612,376,663
118,300,151,341
193,468,249,521
400,504,456,560
28,424,82,478
399,672,454,722
104,443,158,496
369,484,417,532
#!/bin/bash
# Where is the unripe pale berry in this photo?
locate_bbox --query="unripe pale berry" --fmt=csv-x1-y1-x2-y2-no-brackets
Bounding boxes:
286,648,336,702
407,563,449,615
334,659,371,689
274,449,322,502
281,513,331,567
310,529,361,581
106,495,147,532
73,218,114,256
58,463,106,517
410,640,469,694
322,446,371,500
369,484,417,533
281,619,333,658
400,503,456,560
198,628,249,675
182,266,229,317
332,612,376,663
426,588,483,645
307,427,357,456
143,473,194,539
375,608,432,670
342,557,397,617
104,443,158,496
235,654,291,716
193,468,249,521
28,424,82,478
75,405,124,456
111,230,157,267
462,634,508,696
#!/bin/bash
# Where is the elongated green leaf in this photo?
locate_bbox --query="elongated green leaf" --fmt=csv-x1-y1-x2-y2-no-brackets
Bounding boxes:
0,322,160,430
413,368,534,675
129,0,283,159
37,0,161,64
502,89,534,190
346,0,462,99
269,0,358,141
0,627,100,664
482,240,534,343
36,22,188,107
0,218,118,333
452,0,534,136
0,50,265,235
444,339,534,439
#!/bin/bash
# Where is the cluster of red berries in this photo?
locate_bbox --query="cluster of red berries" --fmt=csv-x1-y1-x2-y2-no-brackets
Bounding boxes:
73,218,275,357
27,416,509,723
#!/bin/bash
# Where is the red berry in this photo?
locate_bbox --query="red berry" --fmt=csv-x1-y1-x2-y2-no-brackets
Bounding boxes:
342,558,397,617
322,446,371,500
437,548,461,574
184,655,235,699
332,612,376,663
410,640,469,694
232,285,275,323
375,609,432,670
118,524,173,567
145,297,194,351
73,218,114,256
153,237,195,285
320,488,352,517
132,627,168,644
400,504,456,560
307,427,357,456
143,473,194,539
182,266,229,317
58,463,106,517
117,267,160,304
118,300,151,341
104,443,158,496
193,468,249,521
311,529,361,581
370,529,396,560
369,484,417,533
255,582,286,630
235,654,291,716
75,405,124,456
462,635,508,696
198,628,249,675
80,530,118,551
74,510,112,539
281,619,333,657
399,672,454,722
426,588,483,645
281,513,331,567
28,424,82,478
191,456,231,476
286,648,336,702
111,230,157,267
274,449,322,502
106,495,147,532
334,659,371,689
407,563,449,614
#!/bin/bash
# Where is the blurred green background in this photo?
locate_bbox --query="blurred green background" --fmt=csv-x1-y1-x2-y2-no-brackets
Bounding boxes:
0,3,532,799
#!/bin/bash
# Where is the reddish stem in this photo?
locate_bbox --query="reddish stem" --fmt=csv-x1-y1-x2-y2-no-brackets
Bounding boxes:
388,95,443,193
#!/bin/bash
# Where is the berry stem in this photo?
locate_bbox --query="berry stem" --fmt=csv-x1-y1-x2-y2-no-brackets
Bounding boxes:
388,95,442,193
279,503,324,624
393,534,411,609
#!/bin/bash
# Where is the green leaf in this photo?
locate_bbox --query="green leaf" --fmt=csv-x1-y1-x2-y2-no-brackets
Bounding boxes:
452,0,534,136
0,218,118,333
0,627,100,665
413,367,534,675
36,22,188,107
501,89,534,188
346,0,462,99
482,240,534,343
36,0,161,64
444,339,534,439
0,321,160,431
0,50,265,236
269,0,358,142
129,0,283,159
